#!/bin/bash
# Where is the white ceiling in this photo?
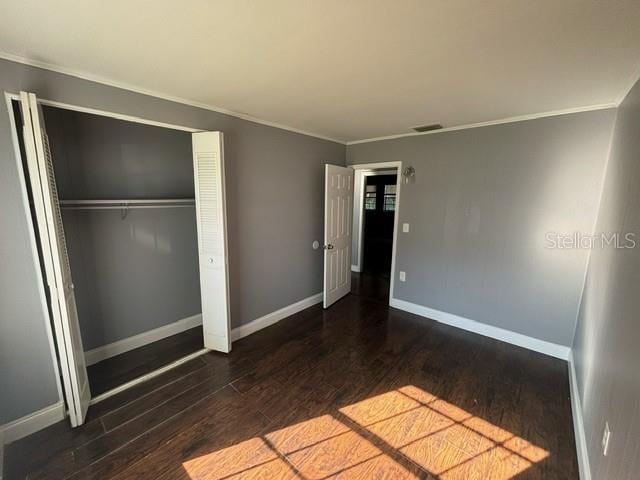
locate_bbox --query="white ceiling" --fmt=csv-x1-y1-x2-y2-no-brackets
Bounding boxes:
1,1,640,143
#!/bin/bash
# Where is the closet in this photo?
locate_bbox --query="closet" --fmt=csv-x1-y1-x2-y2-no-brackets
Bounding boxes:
11,92,230,427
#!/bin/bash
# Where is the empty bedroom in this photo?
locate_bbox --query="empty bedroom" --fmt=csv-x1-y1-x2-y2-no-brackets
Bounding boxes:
1,1,640,479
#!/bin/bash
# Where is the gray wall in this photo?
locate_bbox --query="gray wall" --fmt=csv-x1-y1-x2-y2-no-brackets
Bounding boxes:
572,78,640,480
44,106,196,199
62,209,201,350
0,58,344,424
347,110,616,346
44,107,201,350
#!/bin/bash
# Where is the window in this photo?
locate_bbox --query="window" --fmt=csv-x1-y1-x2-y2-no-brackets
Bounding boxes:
383,184,396,211
365,185,377,210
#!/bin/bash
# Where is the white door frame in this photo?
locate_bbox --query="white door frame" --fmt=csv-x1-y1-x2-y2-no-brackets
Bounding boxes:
3,91,209,413
351,168,398,273
4,92,201,133
350,162,402,305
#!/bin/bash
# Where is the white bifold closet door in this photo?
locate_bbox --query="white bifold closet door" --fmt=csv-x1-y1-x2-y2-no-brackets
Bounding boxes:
323,164,353,308
20,91,91,427
192,132,231,353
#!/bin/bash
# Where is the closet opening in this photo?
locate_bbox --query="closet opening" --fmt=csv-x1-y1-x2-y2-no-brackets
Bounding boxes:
9,92,230,427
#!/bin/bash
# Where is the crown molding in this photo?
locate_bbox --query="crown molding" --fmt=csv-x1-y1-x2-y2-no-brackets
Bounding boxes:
0,51,346,145
3,51,632,147
347,103,618,145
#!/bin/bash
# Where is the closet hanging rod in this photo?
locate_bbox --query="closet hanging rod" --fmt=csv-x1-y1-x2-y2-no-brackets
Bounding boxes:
59,198,196,210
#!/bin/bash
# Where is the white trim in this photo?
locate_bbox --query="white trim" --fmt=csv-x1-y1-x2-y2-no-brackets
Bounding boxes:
389,298,571,359
351,169,365,272
6,92,200,133
89,348,209,405
84,314,203,365
351,162,402,304
41,98,200,133
0,402,65,445
0,52,345,144
231,293,323,342
350,167,397,273
3,53,632,146
92,292,324,404
350,162,403,171
4,93,64,402
569,351,592,480
1,53,624,146
347,104,617,145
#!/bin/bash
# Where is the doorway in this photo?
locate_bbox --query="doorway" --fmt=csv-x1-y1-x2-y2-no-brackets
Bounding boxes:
350,164,401,304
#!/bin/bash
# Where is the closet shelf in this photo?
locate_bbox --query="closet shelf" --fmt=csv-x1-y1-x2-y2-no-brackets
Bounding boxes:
60,198,195,210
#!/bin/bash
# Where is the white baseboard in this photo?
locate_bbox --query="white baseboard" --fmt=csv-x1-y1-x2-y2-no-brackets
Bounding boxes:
231,293,323,342
351,264,361,273
92,293,322,403
389,298,571,360
0,401,65,446
84,314,203,365
1,295,324,448
568,351,591,480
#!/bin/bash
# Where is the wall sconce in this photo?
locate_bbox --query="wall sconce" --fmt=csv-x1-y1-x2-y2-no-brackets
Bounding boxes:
402,166,416,184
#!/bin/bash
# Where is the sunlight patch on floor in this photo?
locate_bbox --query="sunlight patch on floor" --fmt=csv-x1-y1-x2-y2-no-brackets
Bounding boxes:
341,385,549,479
182,385,548,479
181,437,290,479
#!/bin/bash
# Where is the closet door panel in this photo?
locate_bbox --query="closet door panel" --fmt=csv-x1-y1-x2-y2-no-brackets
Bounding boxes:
192,132,231,353
21,91,90,427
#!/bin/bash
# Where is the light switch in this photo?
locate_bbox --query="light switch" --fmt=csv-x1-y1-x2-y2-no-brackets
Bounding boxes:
402,223,410,233
399,271,406,282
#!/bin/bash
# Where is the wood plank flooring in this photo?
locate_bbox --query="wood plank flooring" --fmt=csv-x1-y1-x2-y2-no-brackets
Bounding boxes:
350,271,390,304
3,289,578,479
87,326,204,396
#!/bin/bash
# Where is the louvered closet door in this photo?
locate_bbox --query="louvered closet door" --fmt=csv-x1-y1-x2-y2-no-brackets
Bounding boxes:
192,132,231,352
20,92,90,427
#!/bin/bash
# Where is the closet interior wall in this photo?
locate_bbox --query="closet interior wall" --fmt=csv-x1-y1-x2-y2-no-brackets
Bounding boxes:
41,105,202,353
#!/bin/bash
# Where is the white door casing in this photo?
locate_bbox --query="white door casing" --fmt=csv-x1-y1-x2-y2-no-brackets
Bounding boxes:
323,164,353,308
350,162,402,305
20,91,91,427
192,132,231,352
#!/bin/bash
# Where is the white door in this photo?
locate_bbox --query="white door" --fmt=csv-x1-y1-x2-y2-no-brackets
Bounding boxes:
323,164,353,308
192,132,231,352
20,92,91,427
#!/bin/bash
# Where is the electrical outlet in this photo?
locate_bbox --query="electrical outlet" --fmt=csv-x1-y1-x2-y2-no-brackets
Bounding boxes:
602,421,611,456
399,271,406,282
402,223,410,233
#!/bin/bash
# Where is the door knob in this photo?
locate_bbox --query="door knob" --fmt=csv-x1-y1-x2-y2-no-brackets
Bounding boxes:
323,244,334,250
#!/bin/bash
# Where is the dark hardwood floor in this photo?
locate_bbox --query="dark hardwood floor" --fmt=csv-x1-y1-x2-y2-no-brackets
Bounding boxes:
87,326,204,396
3,290,578,479
350,271,390,303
